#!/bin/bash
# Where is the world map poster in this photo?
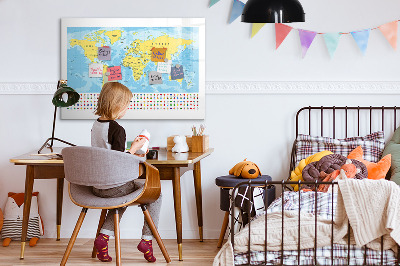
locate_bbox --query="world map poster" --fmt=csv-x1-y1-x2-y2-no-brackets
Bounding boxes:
61,18,205,119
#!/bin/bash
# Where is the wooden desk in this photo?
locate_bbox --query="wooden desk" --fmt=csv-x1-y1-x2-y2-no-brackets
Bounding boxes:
10,147,213,261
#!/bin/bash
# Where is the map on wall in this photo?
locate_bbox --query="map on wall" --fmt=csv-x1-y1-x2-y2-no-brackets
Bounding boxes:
61,18,205,119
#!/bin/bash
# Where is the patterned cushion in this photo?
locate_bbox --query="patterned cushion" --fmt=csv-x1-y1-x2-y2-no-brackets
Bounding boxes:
295,131,385,166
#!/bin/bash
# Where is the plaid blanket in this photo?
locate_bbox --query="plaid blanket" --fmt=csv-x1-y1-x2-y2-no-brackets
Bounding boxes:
234,191,397,265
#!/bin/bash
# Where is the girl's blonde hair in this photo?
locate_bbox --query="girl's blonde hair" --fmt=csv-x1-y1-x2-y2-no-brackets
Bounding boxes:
95,82,133,120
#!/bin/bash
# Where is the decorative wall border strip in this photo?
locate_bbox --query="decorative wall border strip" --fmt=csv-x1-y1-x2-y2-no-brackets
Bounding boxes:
1,81,400,95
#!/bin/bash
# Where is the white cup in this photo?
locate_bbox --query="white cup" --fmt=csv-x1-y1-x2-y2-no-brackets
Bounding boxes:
135,129,150,154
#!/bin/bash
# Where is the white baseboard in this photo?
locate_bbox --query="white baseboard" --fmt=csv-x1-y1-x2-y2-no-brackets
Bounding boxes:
1,81,400,94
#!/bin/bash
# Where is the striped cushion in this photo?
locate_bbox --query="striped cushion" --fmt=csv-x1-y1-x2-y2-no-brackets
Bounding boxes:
1,217,40,240
295,131,385,166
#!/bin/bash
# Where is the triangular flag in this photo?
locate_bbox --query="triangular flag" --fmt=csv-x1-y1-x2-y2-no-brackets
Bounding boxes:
251,23,266,38
229,0,245,24
209,0,220,7
351,29,370,55
378,21,398,50
323,33,341,58
298,29,317,58
275,23,293,49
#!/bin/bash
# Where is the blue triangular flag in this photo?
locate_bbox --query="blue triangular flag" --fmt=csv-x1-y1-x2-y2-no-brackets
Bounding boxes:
351,29,370,55
323,33,341,58
209,0,220,7
229,0,245,23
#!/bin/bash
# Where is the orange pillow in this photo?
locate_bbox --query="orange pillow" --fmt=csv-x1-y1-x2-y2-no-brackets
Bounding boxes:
347,146,391,180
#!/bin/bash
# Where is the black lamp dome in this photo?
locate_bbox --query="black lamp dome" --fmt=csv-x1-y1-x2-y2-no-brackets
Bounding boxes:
241,0,305,23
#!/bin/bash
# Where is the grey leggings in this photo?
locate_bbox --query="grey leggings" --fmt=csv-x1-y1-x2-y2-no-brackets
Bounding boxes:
92,180,162,240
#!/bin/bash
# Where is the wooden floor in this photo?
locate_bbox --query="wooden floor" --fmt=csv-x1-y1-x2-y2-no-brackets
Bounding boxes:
0,239,221,265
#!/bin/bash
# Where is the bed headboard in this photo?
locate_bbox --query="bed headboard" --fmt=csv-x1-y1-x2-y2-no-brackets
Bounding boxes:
290,106,400,179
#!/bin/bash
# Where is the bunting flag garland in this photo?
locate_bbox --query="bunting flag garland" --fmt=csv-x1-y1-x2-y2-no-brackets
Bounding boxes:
298,29,317,58
275,23,293,49
323,33,341,58
229,0,245,24
378,21,398,50
209,0,220,8
208,3,400,57
351,29,370,55
251,23,266,38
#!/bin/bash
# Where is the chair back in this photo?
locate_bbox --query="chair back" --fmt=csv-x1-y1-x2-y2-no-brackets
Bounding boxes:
62,146,144,188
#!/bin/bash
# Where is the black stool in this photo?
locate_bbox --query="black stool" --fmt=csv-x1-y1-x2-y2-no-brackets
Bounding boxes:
215,175,275,248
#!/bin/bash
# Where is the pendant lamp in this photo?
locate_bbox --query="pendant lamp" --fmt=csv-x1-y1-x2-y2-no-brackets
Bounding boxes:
38,80,80,154
241,0,305,23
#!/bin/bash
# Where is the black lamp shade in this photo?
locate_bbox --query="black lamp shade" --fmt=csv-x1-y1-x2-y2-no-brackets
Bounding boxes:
241,0,305,23
52,84,80,107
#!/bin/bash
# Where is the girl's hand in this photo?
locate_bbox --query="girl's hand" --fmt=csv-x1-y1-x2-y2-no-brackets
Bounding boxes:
134,148,149,157
129,137,147,155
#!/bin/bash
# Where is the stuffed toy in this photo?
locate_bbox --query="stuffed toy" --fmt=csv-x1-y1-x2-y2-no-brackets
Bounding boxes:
317,160,360,193
289,150,333,191
229,159,261,179
301,154,368,191
1,192,44,247
348,146,391,180
172,135,189,153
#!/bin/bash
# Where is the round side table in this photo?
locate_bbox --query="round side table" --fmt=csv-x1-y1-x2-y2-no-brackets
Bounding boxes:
215,175,275,248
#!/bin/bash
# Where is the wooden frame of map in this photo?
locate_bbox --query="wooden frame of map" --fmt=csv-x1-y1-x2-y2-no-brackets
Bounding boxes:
61,18,205,119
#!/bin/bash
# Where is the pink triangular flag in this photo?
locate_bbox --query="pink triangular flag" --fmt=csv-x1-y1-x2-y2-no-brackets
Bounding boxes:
378,21,398,50
298,29,317,58
275,23,293,49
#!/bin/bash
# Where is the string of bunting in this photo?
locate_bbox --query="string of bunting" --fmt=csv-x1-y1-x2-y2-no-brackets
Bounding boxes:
209,0,399,58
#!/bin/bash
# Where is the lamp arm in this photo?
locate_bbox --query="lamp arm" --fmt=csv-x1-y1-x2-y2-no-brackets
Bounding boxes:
50,105,57,148
37,105,76,154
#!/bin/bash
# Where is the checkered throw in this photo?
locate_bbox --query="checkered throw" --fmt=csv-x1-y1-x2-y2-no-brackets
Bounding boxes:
234,191,397,265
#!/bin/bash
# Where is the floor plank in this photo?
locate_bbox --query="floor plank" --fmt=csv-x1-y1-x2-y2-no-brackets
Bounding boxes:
0,239,221,265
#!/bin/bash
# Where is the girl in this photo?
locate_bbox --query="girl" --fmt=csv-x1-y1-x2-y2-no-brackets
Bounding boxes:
91,82,161,263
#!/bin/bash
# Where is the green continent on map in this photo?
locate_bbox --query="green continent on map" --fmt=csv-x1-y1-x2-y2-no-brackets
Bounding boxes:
123,34,193,81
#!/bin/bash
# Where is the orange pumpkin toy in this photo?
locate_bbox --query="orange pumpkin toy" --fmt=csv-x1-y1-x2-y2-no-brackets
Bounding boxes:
229,159,261,179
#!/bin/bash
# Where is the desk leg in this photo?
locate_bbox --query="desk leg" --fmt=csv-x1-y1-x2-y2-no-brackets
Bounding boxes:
172,167,183,261
193,161,203,242
20,165,35,259
56,178,64,241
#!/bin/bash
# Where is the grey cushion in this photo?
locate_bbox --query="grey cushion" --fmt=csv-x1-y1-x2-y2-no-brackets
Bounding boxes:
62,146,145,188
382,126,400,184
69,180,145,208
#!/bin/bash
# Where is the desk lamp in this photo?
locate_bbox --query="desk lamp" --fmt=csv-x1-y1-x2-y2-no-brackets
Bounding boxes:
38,80,80,154
241,0,305,23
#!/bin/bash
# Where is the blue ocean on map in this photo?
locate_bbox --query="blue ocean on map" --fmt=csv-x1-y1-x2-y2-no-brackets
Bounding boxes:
67,27,200,94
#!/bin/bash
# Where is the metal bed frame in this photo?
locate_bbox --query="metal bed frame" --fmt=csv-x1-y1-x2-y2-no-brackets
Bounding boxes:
230,106,400,266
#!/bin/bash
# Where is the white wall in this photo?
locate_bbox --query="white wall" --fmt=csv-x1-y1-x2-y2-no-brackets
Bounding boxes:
1,0,400,240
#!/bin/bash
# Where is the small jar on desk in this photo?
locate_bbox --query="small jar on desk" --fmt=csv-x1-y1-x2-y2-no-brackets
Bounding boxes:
215,175,275,248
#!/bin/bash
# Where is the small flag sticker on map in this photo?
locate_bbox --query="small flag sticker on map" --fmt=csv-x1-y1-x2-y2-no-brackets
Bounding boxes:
108,66,122,81
151,47,167,62
89,63,103,78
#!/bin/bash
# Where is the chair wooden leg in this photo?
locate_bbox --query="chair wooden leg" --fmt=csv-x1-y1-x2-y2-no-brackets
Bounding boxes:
114,210,121,266
60,208,88,266
141,205,171,263
217,211,230,248
91,209,108,258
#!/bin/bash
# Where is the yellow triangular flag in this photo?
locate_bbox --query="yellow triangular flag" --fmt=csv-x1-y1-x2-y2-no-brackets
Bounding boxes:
251,23,266,38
